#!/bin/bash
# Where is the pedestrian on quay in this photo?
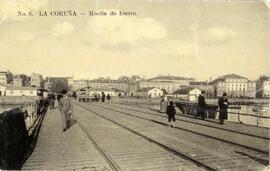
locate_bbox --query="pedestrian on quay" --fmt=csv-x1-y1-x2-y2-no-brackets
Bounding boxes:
101,92,105,102
49,93,55,109
58,89,73,132
196,90,206,120
160,96,168,113
218,92,230,125
106,94,111,102
166,101,176,128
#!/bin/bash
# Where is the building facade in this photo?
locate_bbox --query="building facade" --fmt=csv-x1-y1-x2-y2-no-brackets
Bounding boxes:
13,74,28,87
256,76,270,98
5,86,38,96
210,74,255,98
88,79,128,92
139,75,194,94
136,87,163,98
149,75,194,86
73,79,88,91
139,81,181,94
44,77,68,92
30,73,44,88
189,81,215,98
0,71,13,85
0,85,7,96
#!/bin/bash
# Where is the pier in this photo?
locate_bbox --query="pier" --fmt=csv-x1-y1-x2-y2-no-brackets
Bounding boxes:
17,100,269,170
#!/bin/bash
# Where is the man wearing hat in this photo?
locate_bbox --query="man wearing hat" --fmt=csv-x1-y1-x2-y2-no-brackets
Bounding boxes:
58,89,73,131
197,90,206,120
218,92,230,124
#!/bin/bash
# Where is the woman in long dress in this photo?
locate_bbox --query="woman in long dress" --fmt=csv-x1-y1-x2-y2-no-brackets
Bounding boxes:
160,96,168,113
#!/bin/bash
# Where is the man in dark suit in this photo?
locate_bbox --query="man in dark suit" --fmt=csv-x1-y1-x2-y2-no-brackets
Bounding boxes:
166,101,176,128
218,92,230,124
197,91,206,120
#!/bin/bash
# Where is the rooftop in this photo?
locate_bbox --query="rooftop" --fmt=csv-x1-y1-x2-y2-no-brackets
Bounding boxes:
211,74,248,83
6,86,37,90
149,75,194,81
173,87,200,94
137,87,159,92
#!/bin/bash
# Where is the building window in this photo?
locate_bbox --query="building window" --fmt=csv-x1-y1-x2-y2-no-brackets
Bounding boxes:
30,91,33,94
10,90,13,94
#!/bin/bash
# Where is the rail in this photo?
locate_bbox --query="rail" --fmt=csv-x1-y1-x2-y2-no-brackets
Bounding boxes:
174,101,270,127
0,98,49,170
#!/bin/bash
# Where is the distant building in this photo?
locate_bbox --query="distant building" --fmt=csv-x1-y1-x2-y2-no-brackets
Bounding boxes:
139,81,181,94
45,77,68,92
5,86,38,96
73,79,88,91
67,77,74,90
78,87,116,97
139,75,194,94
247,81,256,98
127,82,140,96
136,87,163,98
256,76,270,98
88,79,128,92
149,75,194,86
210,74,252,98
0,71,13,85
189,81,215,98
173,87,201,101
13,74,28,87
88,87,116,97
131,75,144,82
30,73,44,88
44,81,53,90
112,88,126,96
0,85,7,96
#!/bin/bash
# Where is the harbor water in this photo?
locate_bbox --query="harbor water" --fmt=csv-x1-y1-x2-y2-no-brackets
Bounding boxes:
226,104,270,127
0,105,19,113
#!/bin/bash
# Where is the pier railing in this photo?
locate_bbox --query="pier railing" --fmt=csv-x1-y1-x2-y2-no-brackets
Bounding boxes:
175,101,270,128
0,98,49,170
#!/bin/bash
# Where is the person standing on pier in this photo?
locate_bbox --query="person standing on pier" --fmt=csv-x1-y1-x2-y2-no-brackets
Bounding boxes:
160,96,168,113
166,101,176,128
58,89,73,132
101,92,106,102
196,91,206,120
49,93,55,109
106,94,111,102
218,92,230,125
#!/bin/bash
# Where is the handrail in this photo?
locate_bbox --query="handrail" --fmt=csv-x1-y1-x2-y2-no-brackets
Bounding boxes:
175,101,270,127
0,97,49,170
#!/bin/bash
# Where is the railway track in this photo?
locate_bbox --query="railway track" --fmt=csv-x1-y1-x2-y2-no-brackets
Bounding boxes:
74,104,207,171
75,102,269,170
108,103,269,140
90,102,269,154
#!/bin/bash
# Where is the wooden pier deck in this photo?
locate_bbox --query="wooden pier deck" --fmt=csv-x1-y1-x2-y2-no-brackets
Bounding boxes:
22,102,269,171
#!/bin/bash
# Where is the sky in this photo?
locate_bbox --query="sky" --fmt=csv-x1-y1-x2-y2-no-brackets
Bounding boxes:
0,0,269,81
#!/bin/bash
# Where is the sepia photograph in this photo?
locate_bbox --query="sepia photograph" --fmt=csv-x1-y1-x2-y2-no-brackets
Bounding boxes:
0,0,269,170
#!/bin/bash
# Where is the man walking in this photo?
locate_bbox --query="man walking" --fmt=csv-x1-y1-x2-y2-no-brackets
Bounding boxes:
197,91,206,120
58,90,73,132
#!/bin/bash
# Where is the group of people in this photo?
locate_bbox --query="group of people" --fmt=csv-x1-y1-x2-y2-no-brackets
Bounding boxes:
160,91,230,126
101,92,111,102
197,91,230,124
